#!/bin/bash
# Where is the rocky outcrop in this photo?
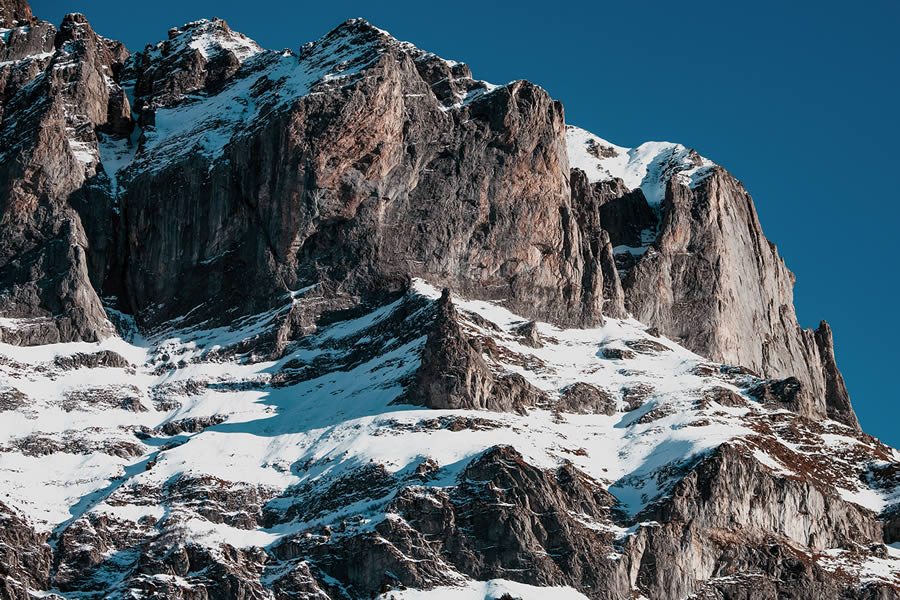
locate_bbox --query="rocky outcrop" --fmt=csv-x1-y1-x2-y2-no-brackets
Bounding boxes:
569,168,629,318
269,445,629,599
0,0,33,28
0,9,129,345
406,289,548,412
622,443,889,599
621,168,858,427
815,320,858,427
0,502,51,600
558,382,616,415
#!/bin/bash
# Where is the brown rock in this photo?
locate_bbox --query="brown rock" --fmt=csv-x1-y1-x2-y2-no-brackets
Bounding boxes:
558,382,616,415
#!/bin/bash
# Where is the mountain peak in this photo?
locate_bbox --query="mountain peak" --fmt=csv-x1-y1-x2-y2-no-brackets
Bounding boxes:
147,16,261,63
1,9,897,599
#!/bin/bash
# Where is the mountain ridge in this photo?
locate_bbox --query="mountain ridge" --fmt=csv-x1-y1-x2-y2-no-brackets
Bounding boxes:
0,2,897,599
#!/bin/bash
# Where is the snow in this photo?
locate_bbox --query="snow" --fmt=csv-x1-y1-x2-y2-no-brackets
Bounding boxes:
0,50,54,68
144,19,262,64
97,128,140,193
565,124,717,205
750,448,796,477
132,25,384,172
8,274,893,549
0,277,899,598
67,138,96,164
818,547,900,587
1,271,898,588
377,579,591,600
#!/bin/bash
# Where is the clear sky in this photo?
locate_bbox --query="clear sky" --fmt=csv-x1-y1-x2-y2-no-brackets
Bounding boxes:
33,0,900,445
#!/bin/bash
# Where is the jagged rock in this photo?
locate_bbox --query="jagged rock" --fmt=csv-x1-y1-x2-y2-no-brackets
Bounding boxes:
569,168,628,318
276,445,630,598
0,501,51,599
814,320,858,428
625,443,888,599
124,17,260,121
53,350,130,370
0,0,34,27
700,386,747,408
514,320,543,348
0,385,26,411
621,169,858,428
602,347,636,360
62,384,147,412
154,414,227,436
0,9,128,346
406,289,547,413
622,383,654,411
624,338,670,354
570,169,656,250
558,382,616,415
885,507,900,544
4,433,144,458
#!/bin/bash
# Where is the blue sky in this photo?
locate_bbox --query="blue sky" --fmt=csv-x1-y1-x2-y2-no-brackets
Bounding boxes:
33,0,899,445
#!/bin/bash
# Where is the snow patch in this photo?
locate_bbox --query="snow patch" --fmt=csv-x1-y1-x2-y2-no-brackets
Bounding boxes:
565,124,716,205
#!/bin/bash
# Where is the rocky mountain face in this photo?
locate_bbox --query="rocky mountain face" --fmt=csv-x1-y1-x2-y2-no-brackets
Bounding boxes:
0,3,897,599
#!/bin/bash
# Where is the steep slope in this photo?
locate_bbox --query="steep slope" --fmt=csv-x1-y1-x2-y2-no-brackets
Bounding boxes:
0,10,128,345
567,126,857,428
0,3,895,599
0,282,897,599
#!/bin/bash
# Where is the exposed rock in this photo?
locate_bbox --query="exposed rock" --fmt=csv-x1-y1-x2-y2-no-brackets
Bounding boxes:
815,320,858,428
569,168,628,318
271,445,628,598
0,385,26,411
622,383,654,411
0,0,34,28
62,384,147,412
558,382,615,415
602,347,636,360
154,414,227,436
124,18,260,121
0,9,127,346
514,320,543,348
746,376,827,421
624,338,670,354
53,350,130,370
700,386,747,408
626,443,887,599
406,289,547,413
3,433,144,458
0,501,51,599
622,169,858,428
570,170,656,250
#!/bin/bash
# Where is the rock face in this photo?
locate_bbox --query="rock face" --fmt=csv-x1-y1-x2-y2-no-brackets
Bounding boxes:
107,18,611,333
406,289,548,413
0,0,33,28
621,169,856,425
565,127,858,428
0,10,127,345
0,3,896,600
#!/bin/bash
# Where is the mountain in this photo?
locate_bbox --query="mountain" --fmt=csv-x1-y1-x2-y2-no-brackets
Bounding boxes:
0,2,897,599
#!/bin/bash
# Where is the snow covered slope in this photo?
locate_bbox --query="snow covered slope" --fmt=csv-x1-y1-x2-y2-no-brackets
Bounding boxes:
1,280,898,598
566,124,717,206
